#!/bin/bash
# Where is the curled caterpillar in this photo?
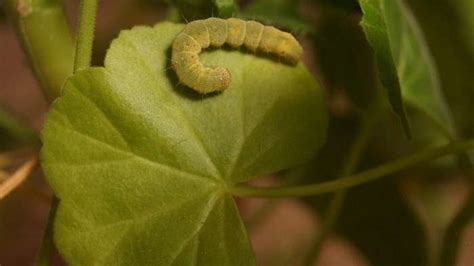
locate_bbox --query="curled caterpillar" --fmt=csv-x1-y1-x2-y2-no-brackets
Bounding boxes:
171,18,303,94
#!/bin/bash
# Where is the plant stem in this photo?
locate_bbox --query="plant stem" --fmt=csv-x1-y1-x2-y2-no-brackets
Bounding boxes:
34,196,59,266
245,171,309,231
304,101,381,265
0,156,38,200
231,138,474,198
32,0,98,264
14,0,98,264
3,0,75,102
74,0,99,72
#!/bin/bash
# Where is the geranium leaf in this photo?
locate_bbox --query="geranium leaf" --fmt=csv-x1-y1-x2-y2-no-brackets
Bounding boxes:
41,22,327,265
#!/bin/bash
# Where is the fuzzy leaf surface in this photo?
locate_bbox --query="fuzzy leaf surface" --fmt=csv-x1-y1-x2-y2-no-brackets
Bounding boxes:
360,0,455,137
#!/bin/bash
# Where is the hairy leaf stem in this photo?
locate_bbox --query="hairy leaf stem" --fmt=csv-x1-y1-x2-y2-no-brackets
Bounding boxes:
34,196,59,266
74,0,99,72
2,0,98,264
231,138,474,198
3,0,75,102
304,99,382,265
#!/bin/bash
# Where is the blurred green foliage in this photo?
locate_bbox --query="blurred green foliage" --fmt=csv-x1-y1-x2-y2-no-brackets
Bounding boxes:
307,0,360,12
405,0,474,139
311,6,379,109
337,178,428,266
0,107,38,151
239,0,311,33
167,0,238,20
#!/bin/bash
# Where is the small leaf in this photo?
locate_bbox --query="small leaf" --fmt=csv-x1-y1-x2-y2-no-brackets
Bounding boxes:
0,107,38,150
360,0,456,138
239,0,311,34
168,0,237,20
214,0,238,18
41,22,327,265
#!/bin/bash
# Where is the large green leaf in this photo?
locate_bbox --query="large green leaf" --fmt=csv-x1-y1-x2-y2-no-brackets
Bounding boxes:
360,0,455,137
41,22,327,265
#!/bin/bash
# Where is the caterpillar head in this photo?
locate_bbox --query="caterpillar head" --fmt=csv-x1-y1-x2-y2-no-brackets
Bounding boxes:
276,33,303,64
196,67,231,94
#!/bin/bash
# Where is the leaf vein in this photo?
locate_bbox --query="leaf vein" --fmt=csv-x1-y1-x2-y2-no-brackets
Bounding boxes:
122,35,223,179
50,118,210,183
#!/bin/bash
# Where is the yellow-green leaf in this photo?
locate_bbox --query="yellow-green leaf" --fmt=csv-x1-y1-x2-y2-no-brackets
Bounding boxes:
41,22,327,265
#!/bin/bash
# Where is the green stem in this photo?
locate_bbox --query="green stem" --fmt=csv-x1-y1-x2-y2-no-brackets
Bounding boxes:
34,196,59,266
3,0,75,102
4,2,73,263
304,101,381,265
33,1,98,265
231,138,474,198
74,0,99,72
245,170,308,231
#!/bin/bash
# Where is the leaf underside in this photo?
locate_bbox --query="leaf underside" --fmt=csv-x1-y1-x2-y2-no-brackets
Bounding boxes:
360,0,455,138
41,22,327,265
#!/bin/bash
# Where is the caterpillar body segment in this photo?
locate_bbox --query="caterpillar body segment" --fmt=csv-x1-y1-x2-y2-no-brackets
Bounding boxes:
205,18,228,47
243,21,264,52
226,18,246,48
172,18,303,94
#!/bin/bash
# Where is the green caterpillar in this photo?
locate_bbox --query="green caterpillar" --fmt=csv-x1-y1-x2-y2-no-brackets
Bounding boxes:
171,18,303,94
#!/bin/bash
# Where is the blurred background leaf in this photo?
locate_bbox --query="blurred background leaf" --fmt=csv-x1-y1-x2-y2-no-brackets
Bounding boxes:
291,2,458,265
360,0,462,139
306,0,360,13
214,0,239,18
335,177,428,266
294,114,429,266
404,0,474,139
309,5,379,110
167,0,238,20
0,106,38,151
240,0,311,33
